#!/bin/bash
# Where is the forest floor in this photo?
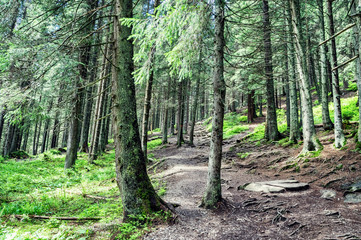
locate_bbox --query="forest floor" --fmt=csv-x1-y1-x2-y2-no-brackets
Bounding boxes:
144,119,361,240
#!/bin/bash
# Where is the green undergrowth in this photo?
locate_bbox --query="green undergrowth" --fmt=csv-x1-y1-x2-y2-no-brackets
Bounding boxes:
313,96,359,125
148,128,161,135
147,139,163,150
0,149,167,239
205,112,249,139
248,109,288,142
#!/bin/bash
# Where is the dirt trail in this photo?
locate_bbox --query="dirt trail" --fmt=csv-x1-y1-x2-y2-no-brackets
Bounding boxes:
145,123,361,240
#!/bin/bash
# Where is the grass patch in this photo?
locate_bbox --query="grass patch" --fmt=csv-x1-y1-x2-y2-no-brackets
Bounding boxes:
147,139,163,151
205,112,249,139
0,148,167,239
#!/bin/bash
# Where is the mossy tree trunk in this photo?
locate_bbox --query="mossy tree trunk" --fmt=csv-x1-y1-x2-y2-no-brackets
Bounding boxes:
327,0,346,148
286,0,300,142
263,0,280,141
112,0,168,220
290,0,322,153
201,0,225,209
317,0,334,131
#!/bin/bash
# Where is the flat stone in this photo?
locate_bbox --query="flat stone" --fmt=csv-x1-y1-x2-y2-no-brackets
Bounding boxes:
320,189,336,199
344,193,361,203
241,179,309,193
243,182,285,193
259,180,309,191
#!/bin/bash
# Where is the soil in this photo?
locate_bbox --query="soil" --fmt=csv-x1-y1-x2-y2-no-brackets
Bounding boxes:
144,119,361,240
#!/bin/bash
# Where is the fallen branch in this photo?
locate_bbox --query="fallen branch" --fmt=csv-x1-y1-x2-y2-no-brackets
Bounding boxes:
289,224,305,236
12,215,101,221
83,194,119,200
147,158,166,172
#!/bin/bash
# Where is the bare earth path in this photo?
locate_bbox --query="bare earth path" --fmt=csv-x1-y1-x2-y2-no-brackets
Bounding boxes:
145,122,361,240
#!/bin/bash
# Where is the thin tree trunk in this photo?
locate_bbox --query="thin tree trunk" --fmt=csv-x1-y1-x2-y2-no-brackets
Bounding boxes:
184,79,191,134
177,80,184,147
189,50,202,146
202,0,226,209
88,34,111,162
141,0,161,161
41,100,53,153
263,0,280,141
327,0,346,148
0,109,5,147
351,1,361,143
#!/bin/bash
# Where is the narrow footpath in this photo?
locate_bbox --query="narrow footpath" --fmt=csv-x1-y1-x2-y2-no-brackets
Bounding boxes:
145,122,361,240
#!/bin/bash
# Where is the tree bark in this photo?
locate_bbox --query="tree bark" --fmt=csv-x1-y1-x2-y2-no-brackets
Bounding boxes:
327,0,346,148
162,78,171,144
141,0,161,161
290,0,322,152
112,0,168,220
263,0,280,141
189,50,202,146
351,0,361,143
177,79,184,147
202,0,225,209
317,0,334,131
41,100,53,153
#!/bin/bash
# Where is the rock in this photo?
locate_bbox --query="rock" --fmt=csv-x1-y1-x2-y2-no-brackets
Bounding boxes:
240,179,309,193
344,193,361,203
243,182,285,193
320,189,336,199
323,210,340,217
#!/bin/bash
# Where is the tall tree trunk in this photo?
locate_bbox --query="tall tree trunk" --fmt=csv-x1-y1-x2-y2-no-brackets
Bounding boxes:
290,0,322,152
247,90,255,123
327,0,346,148
88,34,111,162
184,79,191,134
112,0,168,220
162,79,171,144
202,0,226,209
177,79,184,147
263,0,280,141
317,0,334,131
100,78,111,152
141,0,161,161
34,119,42,155
189,50,202,146
286,0,300,142
0,109,5,147
351,1,361,143
170,78,176,135
41,100,53,153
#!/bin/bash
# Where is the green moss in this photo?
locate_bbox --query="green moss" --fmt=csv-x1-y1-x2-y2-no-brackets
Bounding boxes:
147,139,163,150
237,152,250,159
347,82,358,91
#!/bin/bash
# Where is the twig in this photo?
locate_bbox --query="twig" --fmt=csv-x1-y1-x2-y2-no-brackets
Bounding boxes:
12,215,101,221
289,224,305,236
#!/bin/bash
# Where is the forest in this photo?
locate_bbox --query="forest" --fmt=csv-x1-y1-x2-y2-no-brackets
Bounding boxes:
1,0,361,239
